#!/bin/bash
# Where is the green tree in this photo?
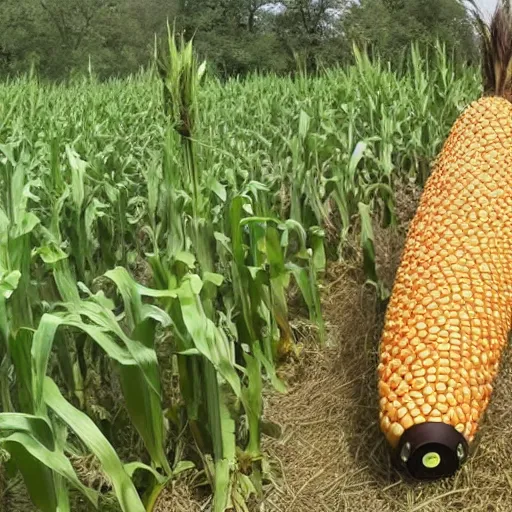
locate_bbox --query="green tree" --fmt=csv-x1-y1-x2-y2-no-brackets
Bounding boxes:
175,0,291,76
0,0,49,75
343,0,477,65
271,0,349,70
0,0,479,80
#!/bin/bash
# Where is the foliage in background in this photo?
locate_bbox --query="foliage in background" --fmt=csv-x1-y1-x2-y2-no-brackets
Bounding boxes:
0,0,479,80
344,0,477,66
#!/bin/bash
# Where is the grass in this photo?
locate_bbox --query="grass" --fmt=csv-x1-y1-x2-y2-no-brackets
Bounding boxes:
0,39,492,511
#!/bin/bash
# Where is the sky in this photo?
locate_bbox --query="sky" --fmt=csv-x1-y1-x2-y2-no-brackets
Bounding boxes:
473,0,499,17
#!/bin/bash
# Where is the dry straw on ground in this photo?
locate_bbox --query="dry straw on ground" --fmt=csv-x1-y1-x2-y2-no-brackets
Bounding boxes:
260,261,512,512
154,475,205,512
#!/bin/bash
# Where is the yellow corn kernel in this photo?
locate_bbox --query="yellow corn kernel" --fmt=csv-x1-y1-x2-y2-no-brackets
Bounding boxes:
378,95,512,449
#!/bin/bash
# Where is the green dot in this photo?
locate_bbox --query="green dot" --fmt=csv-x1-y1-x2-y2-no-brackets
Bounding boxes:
422,452,441,468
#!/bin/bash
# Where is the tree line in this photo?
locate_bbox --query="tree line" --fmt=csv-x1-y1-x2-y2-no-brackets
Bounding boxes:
0,0,478,80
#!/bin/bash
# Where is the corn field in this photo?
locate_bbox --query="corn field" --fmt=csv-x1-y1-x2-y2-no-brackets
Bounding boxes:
0,36,481,512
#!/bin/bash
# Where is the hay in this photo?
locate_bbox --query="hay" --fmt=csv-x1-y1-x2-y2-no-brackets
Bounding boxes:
153,474,207,512
260,256,512,512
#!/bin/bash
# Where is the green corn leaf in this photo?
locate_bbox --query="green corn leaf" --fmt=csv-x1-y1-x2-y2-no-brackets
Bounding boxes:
174,251,196,269
286,261,325,344
1,440,58,512
0,413,54,449
35,243,68,264
31,313,63,413
214,232,232,255
54,331,77,401
103,267,177,326
43,377,146,512
358,202,378,283
91,268,170,472
213,458,232,512
241,352,262,458
0,413,73,512
103,267,143,329
309,227,326,273
63,294,160,385
33,313,136,370
49,188,70,240
348,141,367,177
65,146,87,211
1,431,98,510
298,110,310,140
177,348,201,355
11,211,40,239
118,318,171,475
0,142,16,166
177,277,243,401
145,152,161,221
0,270,21,298
265,225,286,278
10,329,34,413
141,303,172,327
230,196,251,267
203,272,224,287
283,219,308,255
365,182,397,229
70,309,162,401
173,460,196,476
0,353,13,412
287,263,314,313
84,198,108,246
52,259,81,304
78,283,116,310
124,461,167,483
0,208,9,244
207,177,227,202
252,343,286,394
246,266,267,283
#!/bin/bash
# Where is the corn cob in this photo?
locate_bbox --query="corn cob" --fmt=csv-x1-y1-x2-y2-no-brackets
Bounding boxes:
378,2,512,479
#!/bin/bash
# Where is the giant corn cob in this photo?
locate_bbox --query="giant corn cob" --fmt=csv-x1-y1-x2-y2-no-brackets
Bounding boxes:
378,2,512,479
